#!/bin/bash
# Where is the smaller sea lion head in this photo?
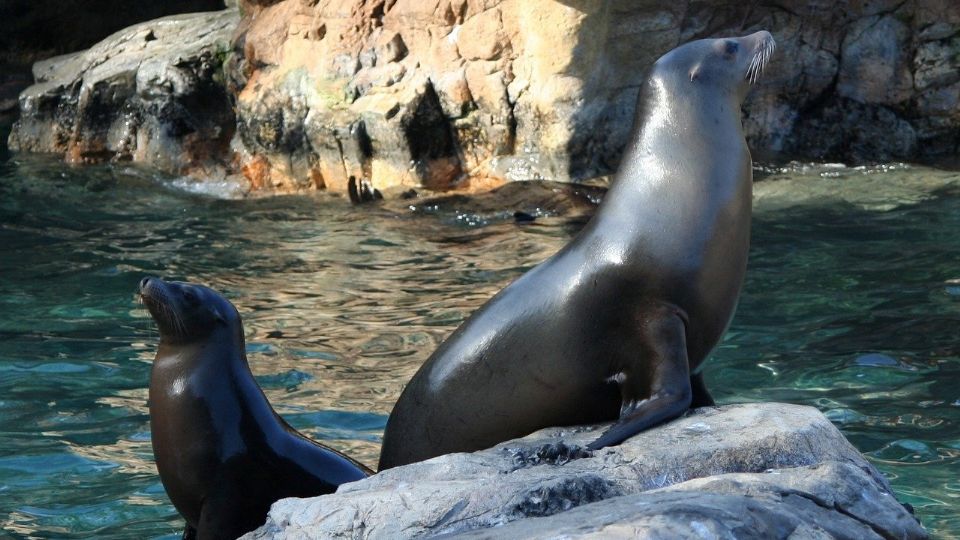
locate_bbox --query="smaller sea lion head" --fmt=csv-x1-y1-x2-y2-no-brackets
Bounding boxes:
655,30,776,102
139,277,241,344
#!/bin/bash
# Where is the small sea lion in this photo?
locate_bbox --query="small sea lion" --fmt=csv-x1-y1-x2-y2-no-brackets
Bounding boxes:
139,277,371,539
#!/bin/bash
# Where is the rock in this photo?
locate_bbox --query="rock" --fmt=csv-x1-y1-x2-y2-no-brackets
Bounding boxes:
0,1,227,160
8,9,240,178
788,97,918,163
838,15,914,105
241,403,925,539
11,1,960,193
401,179,602,223
0,1,226,71
226,0,960,196
914,37,960,91
453,464,918,539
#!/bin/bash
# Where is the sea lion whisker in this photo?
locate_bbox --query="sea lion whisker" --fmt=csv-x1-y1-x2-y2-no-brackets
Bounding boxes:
746,54,761,83
154,290,187,338
746,38,775,84
170,303,187,337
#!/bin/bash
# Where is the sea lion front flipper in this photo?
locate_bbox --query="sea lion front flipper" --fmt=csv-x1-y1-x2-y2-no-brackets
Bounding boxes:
587,304,692,450
181,525,197,540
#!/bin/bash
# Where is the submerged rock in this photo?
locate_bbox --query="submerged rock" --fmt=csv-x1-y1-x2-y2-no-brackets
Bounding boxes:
8,10,240,180
241,403,925,539
752,162,960,212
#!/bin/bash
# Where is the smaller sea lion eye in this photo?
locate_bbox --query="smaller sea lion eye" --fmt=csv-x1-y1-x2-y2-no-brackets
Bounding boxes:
724,41,739,55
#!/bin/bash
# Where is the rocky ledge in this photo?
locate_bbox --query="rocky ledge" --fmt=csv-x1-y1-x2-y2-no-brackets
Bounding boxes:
8,10,240,179
242,403,925,539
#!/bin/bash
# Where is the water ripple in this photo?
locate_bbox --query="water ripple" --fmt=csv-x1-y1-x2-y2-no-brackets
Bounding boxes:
1,156,959,536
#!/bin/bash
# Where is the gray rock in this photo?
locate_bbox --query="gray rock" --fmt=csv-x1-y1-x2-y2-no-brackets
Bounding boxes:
8,9,239,177
787,97,918,163
241,403,924,539
838,15,914,106
0,0,225,72
914,38,960,91
452,465,915,539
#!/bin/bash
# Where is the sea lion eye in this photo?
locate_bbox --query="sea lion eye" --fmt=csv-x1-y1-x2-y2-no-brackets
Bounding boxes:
183,289,199,305
724,41,739,55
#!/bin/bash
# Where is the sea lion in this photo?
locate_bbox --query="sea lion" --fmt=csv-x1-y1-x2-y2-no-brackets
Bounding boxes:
139,277,371,539
379,31,776,470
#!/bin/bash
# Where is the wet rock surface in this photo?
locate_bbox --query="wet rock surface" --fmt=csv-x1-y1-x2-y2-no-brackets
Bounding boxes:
398,180,604,226
241,403,925,539
8,10,240,179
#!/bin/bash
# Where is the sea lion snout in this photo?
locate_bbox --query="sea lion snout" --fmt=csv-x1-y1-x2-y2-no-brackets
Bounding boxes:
138,276,164,306
139,277,182,339
743,30,776,84
138,276,157,296
138,276,167,301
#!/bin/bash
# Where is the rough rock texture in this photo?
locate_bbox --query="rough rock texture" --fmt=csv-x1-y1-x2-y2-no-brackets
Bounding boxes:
241,403,925,539
8,10,240,178
9,1,960,194
0,1,225,70
0,1,227,160
223,0,960,195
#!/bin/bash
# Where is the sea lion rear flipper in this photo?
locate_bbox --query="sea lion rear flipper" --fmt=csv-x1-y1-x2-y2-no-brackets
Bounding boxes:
587,304,692,450
690,371,715,408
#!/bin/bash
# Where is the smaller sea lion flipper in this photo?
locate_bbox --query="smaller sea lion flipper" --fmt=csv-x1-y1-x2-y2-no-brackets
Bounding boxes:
197,478,263,540
587,304,692,450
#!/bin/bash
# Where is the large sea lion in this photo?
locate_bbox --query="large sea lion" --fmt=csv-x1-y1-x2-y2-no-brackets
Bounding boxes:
379,31,776,470
139,277,371,539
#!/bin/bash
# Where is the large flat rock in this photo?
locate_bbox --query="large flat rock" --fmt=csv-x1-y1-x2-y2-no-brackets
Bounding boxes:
242,403,925,539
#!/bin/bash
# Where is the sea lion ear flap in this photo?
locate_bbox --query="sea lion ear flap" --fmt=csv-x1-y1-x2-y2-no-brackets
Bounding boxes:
689,64,702,82
209,305,227,324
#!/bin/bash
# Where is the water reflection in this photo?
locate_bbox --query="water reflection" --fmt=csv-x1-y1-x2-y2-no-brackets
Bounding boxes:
0,157,958,536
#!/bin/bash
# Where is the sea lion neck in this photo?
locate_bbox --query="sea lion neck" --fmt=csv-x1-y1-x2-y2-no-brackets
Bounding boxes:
155,325,248,372
637,70,744,138
604,72,747,203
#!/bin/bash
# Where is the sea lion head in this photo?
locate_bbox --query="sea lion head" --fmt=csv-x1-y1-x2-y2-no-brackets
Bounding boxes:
139,277,241,344
654,30,776,102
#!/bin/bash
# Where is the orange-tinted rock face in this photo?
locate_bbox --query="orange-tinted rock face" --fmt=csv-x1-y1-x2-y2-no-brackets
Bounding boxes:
9,1,960,198
232,0,960,197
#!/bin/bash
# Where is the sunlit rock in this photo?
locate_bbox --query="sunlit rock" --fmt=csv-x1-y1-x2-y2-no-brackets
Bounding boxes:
241,403,925,539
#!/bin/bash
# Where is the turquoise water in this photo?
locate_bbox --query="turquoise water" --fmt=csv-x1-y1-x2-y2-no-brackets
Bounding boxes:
0,156,958,538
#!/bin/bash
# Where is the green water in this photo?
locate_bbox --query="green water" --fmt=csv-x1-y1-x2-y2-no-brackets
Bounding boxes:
0,156,958,538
